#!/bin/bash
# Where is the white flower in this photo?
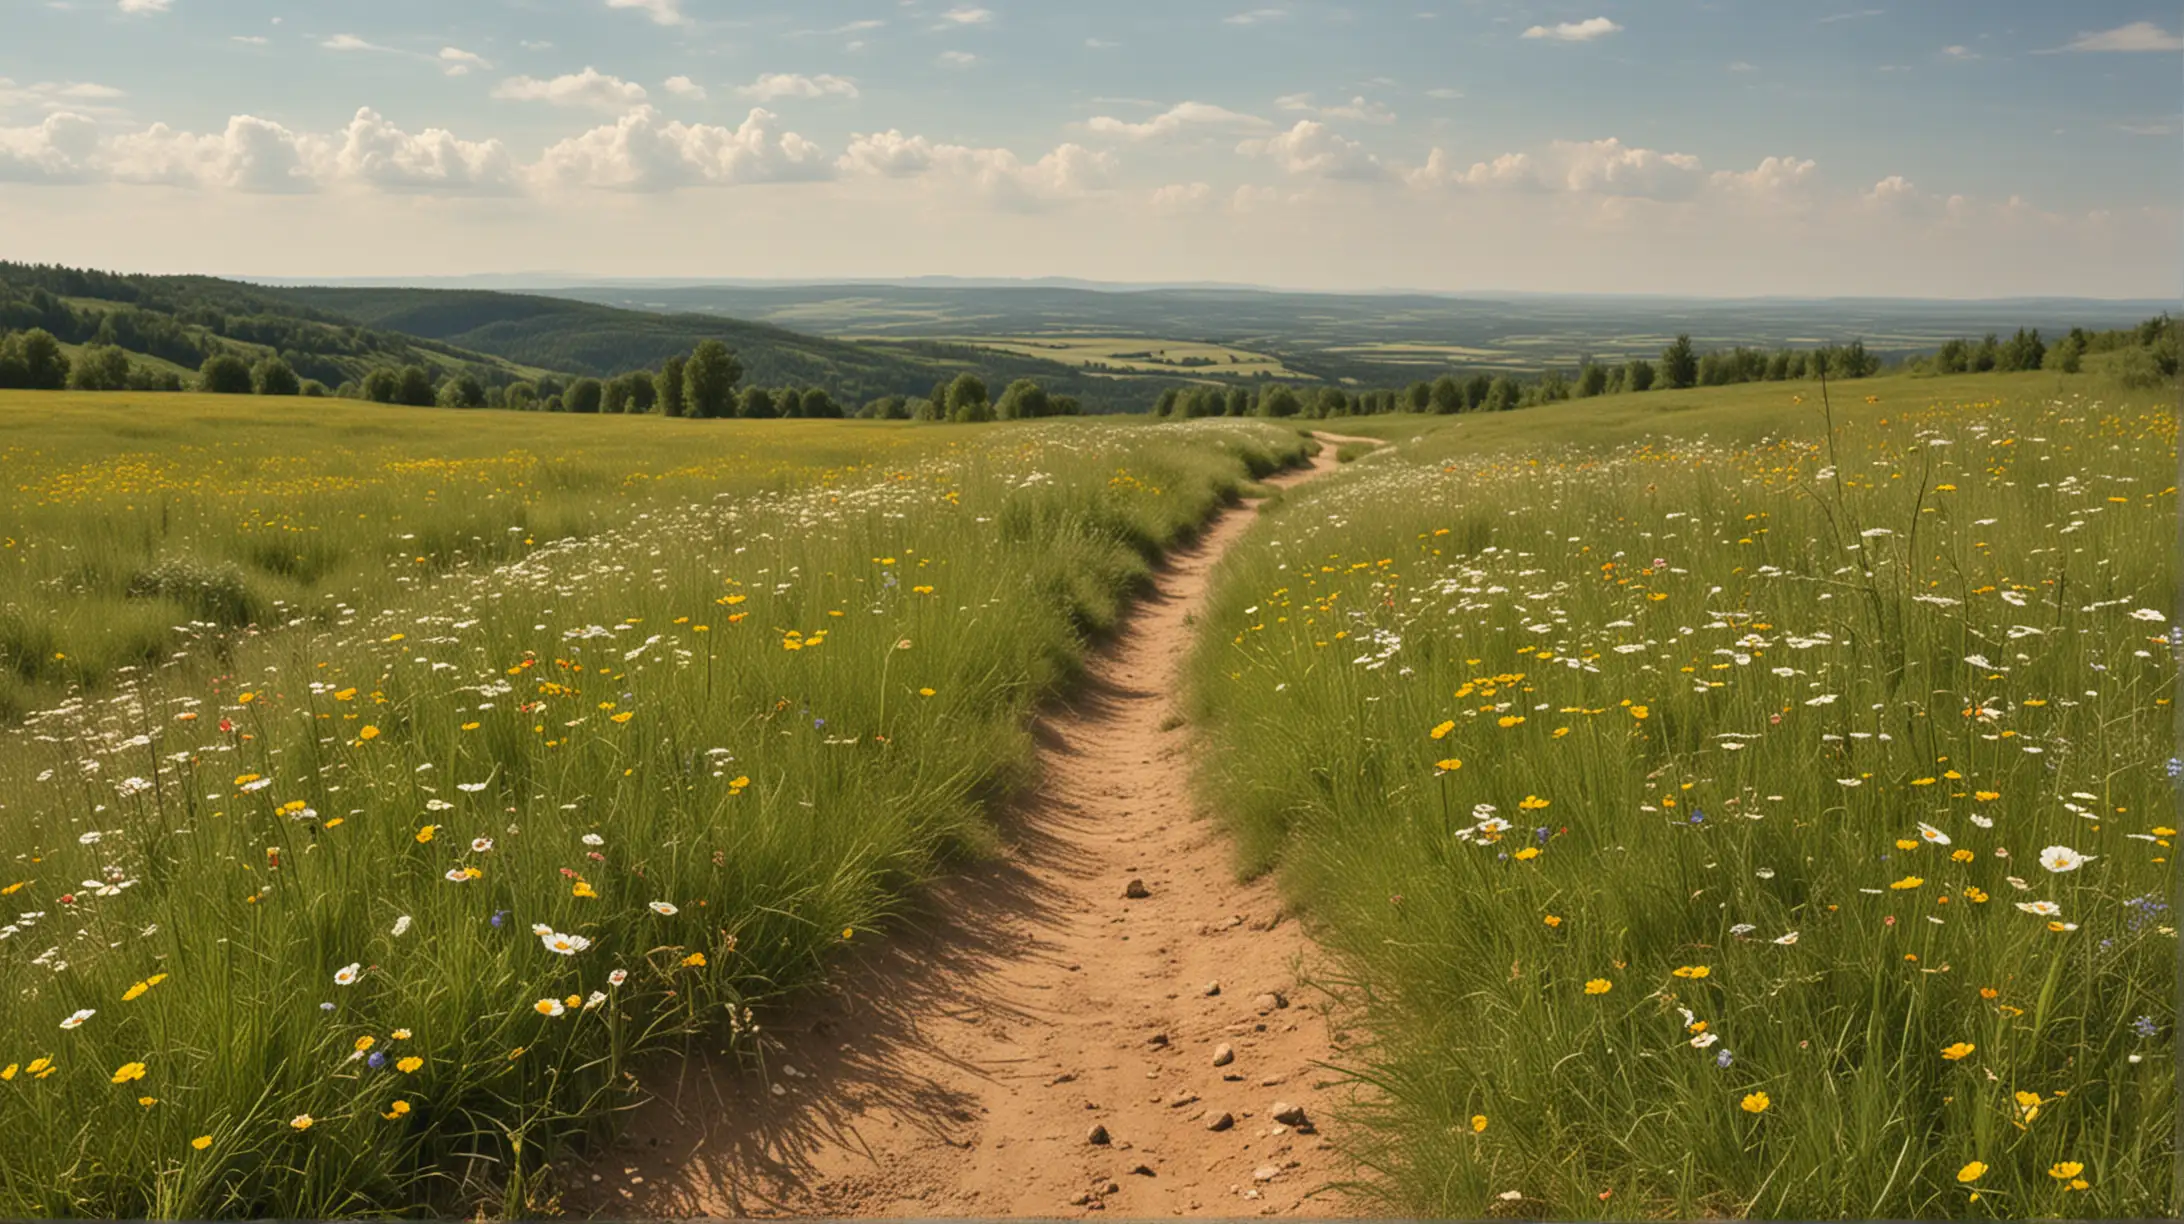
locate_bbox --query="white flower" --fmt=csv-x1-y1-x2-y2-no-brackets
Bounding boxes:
1969,814,1994,829
608,968,629,988
471,837,494,853
78,831,103,845
1804,694,1839,706
581,833,605,847
425,798,454,811
1728,923,1756,937
391,915,412,937
60,1008,95,1029
583,991,608,1009
334,962,361,986
1836,778,1863,788
2038,845,2091,873
1690,1032,1719,1048
649,901,679,916
2015,900,2061,917
444,868,472,883
1773,931,1799,945
1916,822,1951,846
1754,868,1776,880
457,782,488,793
535,998,566,1017
531,923,555,936
540,931,591,956
2130,608,2166,621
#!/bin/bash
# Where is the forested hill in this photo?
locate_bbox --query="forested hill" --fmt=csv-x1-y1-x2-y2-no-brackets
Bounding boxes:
0,264,1151,410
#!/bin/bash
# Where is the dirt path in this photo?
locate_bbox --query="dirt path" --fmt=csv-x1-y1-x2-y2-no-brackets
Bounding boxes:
599,433,1375,1219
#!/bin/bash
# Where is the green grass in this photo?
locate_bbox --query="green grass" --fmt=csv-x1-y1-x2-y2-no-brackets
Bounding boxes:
1187,371,2176,1218
0,390,1305,1218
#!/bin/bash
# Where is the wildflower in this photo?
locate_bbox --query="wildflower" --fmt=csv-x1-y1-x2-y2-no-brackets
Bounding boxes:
392,915,412,937
1916,822,1951,846
608,969,629,988
1889,876,1924,890
471,838,493,854
290,1114,314,1130
571,881,598,899
1690,1032,1719,1049
1512,847,1540,861
1584,978,1612,995
111,1061,147,1084
358,726,380,741
1941,1042,1975,1061
1672,965,1711,979
415,825,436,844
1740,1092,1771,1114
334,963,361,986
2047,1161,2084,1180
682,952,707,967
1518,795,1550,811
354,1035,376,1053
539,931,591,956
1429,720,1455,740
534,998,566,1017
396,1056,423,1073
191,1135,213,1151
1543,914,1562,928
2015,900,2061,917
1470,1114,1488,1133
2037,845,2092,873
1715,1049,1734,1068
61,1008,95,1029
1434,758,1463,773
1772,931,1800,945
1958,1162,1986,1183
392,1028,411,1040
649,901,679,916
383,1100,411,1119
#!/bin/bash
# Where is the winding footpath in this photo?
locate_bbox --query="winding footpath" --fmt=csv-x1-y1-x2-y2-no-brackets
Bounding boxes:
600,434,1376,1219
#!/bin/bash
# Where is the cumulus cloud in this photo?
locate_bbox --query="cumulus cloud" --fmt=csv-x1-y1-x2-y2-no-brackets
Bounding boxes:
1149,181,1214,211
0,79,129,118
663,76,707,100
106,114,319,192
1709,155,1818,196
2057,21,2184,52
1237,120,1388,181
1084,101,1268,141
936,50,979,68
939,6,993,24
840,130,1111,209
533,106,831,190
439,47,491,76
493,68,648,111
327,107,519,192
0,112,102,182
322,33,396,53
733,73,859,101
1522,17,1622,42
1406,138,1816,204
607,0,687,26
116,0,169,12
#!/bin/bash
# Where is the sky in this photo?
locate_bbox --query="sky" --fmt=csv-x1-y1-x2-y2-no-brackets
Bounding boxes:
2,0,2179,297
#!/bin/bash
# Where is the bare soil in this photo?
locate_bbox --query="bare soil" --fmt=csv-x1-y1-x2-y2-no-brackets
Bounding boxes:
594,434,1374,1219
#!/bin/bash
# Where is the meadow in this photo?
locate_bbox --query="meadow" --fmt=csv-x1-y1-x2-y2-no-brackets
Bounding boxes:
1189,371,2176,1218
0,390,1305,1218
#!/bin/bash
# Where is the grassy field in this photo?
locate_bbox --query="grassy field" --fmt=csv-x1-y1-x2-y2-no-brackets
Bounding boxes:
0,390,1305,1218
861,334,1300,380
1189,371,2176,1217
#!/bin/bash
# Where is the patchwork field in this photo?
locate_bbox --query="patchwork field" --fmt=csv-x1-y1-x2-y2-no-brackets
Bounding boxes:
1189,371,2176,1217
0,391,1305,1218
861,334,1301,380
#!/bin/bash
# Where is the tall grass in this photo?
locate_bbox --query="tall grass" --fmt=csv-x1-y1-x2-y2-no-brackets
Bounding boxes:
1189,372,2175,1218
0,391,1304,1218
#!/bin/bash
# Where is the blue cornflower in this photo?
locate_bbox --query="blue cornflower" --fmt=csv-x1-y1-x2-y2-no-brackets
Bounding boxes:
1535,827,1551,844
2133,1015,2159,1039
2168,757,2182,781
1688,809,1705,825
490,909,508,929
367,1050,387,1070
1715,1049,1734,1069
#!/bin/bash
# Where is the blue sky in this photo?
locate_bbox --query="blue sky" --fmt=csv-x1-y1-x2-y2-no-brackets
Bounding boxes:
2,0,2178,295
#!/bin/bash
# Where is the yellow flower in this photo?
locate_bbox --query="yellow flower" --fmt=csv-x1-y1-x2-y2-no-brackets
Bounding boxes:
138,1096,157,1107
1951,848,1975,863
415,825,436,844
1957,1162,1987,1183
572,881,598,899
396,1056,423,1073
610,711,634,724
1740,1092,1771,1114
1512,846,1540,861
919,688,936,697
383,1100,412,1119
1542,914,1562,928
1973,790,1999,802
1672,965,1711,979
1497,715,1526,728
1429,720,1456,740
1941,1042,1975,1061
110,1061,147,1084
191,1135,213,1151
1518,795,1550,811
682,952,707,967
1584,978,1612,995
392,1028,412,1040
290,1114,314,1130
1470,1114,1488,1133
354,1036,376,1052
123,981,150,1001
2047,1162,2084,1180
1629,704,1650,720
358,726,380,741
1434,758,1462,772
1889,875,1924,890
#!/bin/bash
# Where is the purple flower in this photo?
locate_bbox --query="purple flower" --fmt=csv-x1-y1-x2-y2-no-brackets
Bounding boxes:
2133,1015,2159,1039
367,1050,387,1069
1688,809,1705,825
490,910,508,929
1715,1049,1734,1069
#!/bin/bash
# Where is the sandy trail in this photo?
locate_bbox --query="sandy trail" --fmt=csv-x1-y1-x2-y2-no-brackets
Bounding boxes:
600,433,1375,1219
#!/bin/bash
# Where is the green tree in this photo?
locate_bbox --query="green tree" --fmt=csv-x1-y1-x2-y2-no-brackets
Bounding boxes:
1258,385,1302,418
685,340,743,418
1226,386,1253,417
1406,381,1433,412
602,376,631,414
738,385,776,419
910,397,943,421
503,381,538,411
361,368,400,403
1461,373,1492,410
68,344,132,391
565,378,604,414
996,378,1052,420
656,356,686,417
198,353,254,395
947,373,991,422
252,356,301,397
2046,332,2085,374
1315,386,1349,417
1484,375,1520,411
800,387,841,419
1659,335,1699,390
437,374,486,409
1576,363,1609,398
1429,375,1462,414
1153,387,1182,418
627,372,658,413
396,365,438,406
1053,394,1083,417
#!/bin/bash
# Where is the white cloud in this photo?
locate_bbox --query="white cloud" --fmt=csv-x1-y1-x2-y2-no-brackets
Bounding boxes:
232,34,268,45
1939,44,1978,61
1149,181,1214,211
116,0,170,13
936,50,979,68
1225,8,1286,25
0,112,101,182
322,34,396,53
533,106,831,190
2057,21,2183,52
733,73,860,101
493,68,649,111
439,47,491,76
840,130,1111,209
607,0,687,27
1322,96,1395,124
0,78,129,117
1709,155,1817,197
328,107,519,193
1084,101,1268,141
1522,17,1622,42
107,114,319,192
940,6,993,24
663,75,707,100
1407,138,1800,203
1237,120,1388,181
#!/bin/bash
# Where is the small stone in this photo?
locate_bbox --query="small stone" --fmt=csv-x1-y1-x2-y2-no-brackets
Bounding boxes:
1270,1102,1308,1127
1251,992,1287,1014
1212,1043,1235,1067
1169,1090,1200,1108
1103,1182,1121,1195
1203,981,1222,997
1131,1164,1157,1177
1070,1193,1092,1207
1222,1073,1245,1082
1124,879,1151,899
1253,1165,1282,1183
1147,1032,1169,1047
1207,1111,1235,1132
1087,1124,1111,1146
